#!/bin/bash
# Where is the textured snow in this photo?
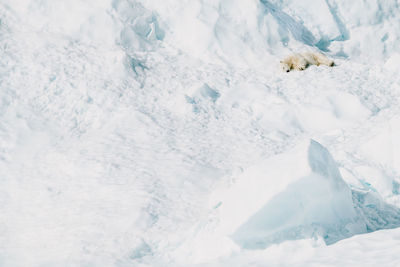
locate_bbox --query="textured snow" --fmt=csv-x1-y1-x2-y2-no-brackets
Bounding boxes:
1,0,400,266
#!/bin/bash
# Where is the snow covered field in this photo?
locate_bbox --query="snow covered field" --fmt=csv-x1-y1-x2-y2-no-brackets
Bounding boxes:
1,0,400,266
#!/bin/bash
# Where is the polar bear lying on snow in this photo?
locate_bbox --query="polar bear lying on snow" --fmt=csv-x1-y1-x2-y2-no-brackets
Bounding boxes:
280,52,334,72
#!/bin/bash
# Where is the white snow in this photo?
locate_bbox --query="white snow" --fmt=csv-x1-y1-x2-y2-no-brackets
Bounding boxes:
1,0,400,266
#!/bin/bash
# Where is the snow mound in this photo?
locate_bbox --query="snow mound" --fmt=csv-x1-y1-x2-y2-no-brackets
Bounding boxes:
213,140,364,249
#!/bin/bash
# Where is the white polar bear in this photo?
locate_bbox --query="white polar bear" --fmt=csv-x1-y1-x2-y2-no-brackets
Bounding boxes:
280,52,334,72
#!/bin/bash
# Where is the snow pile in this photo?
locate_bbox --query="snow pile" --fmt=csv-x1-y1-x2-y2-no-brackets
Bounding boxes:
214,140,364,250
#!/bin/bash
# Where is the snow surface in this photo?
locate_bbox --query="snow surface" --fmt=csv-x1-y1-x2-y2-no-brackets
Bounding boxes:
1,0,400,266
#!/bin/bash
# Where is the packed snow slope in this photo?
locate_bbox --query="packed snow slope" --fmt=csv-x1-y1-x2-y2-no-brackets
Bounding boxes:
1,0,400,266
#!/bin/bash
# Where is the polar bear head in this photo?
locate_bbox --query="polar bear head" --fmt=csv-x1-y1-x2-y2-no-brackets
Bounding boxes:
280,61,291,72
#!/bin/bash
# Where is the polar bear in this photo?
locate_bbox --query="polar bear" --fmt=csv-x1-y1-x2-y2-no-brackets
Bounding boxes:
280,52,334,72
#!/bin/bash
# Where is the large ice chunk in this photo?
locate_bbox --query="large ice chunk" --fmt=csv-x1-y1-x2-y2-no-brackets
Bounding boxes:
213,140,365,249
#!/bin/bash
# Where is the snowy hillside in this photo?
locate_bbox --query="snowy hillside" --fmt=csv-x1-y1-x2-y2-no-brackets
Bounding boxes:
1,0,400,266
